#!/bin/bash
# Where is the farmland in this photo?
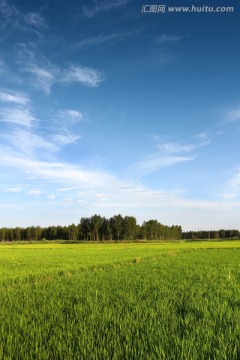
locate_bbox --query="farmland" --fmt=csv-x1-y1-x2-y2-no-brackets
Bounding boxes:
0,242,240,359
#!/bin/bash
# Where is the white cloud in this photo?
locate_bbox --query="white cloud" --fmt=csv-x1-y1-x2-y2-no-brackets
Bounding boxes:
62,197,74,204
0,89,29,105
51,133,80,146
217,167,240,202
27,190,41,195
76,32,134,48
156,34,182,44
58,110,83,124
134,154,194,175
157,142,194,153
0,153,111,187
193,132,208,140
132,134,210,177
61,64,103,88
23,12,45,29
2,128,58,155
22,61,103,93
82,0,128,17
47,194,55,199
228,168,240,188
0,0,46,35
157,135,210,155
0,0,18,29
227,107,240,122
1,147,240,230
0,107,35,127
57,186,82,192
5,187,21,193
25,65,56,94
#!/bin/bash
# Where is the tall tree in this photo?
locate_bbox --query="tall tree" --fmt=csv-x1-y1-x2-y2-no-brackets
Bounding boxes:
110,214,124,240
123,216,137,240
90,215,102,242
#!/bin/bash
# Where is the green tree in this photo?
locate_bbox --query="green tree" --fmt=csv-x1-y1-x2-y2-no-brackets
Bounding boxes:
123,216,137,240
145,220,159,240
110,214,124,240
100,218,112,241
67,224,78,241
80,217,91,241
90,215,103,242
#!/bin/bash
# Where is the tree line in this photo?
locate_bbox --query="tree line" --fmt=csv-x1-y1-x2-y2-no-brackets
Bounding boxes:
1,215,239,242
0,214,182,242
182,229,240,240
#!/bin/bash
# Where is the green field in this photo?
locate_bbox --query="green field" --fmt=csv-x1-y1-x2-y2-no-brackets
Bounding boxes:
0,241,240,359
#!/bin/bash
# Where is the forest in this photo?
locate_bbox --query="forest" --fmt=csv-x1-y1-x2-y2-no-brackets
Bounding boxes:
0,214,182,242
0,214,239,242
182,229,240,240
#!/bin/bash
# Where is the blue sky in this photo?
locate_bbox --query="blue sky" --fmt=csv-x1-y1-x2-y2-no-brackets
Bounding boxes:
0,0,240,230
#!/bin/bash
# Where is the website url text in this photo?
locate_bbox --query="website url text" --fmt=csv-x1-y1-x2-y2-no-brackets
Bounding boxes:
141,5,235,13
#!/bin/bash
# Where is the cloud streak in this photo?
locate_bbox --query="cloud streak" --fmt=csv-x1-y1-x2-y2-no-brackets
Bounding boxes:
0,107,35,127
61,64,104,88
76,31,134,48
0,89,29,105
227,107,240,122
22,61,104,93
0,0,46,36
133,154,194,175
82,0,128,17
51,132,81,146
132,134,210,177
25,65,56,94
156,34,183,44
58,110,83,124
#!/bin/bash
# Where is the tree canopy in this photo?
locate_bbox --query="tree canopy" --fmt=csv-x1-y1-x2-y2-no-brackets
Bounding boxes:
0,214,182,242
1,215,239,242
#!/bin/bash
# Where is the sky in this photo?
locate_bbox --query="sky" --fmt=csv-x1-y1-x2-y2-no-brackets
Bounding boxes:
0,0,240,231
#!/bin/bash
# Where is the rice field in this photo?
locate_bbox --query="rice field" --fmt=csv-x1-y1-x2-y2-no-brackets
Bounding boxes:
0,241,240,359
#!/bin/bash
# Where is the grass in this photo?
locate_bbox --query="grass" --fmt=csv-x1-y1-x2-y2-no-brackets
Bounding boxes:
0,241,240,359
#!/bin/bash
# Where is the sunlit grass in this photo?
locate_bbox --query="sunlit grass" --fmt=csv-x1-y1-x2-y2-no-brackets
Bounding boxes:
0,241,240,359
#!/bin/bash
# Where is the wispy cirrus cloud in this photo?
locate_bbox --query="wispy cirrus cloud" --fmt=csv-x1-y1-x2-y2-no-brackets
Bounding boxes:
27,189,42,195
24,64,57,94
217,166,240,201
134,154,193,175
22,12,45,29
0,152,112,188
76,31,134,48
0,107,35,127
157,142,194,153
61,64,104,88
0,90,82,161
132,133,210,177
0,0,46,36
22,60,103,93
1,128,58,156
57,110,83,125
51,132,81,147
0,89,29,105
5,186,21,193
82,0,128,18
0,0,18,29
15,33,103,93
157,134,210,154
1,141,240,230
226,107,240,122
156,34,183,44
228,168,240,188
